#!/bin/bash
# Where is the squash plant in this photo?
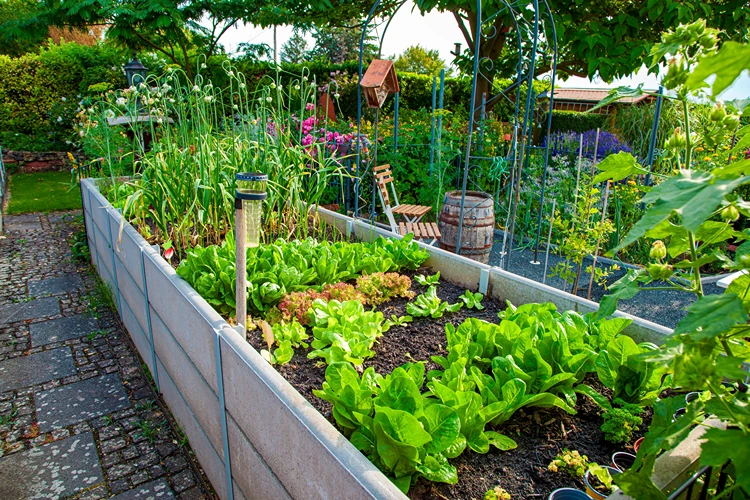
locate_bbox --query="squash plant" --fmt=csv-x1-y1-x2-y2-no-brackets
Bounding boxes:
593,21,750,498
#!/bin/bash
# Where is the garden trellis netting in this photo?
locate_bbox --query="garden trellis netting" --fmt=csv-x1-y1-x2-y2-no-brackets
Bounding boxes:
353,0,559,270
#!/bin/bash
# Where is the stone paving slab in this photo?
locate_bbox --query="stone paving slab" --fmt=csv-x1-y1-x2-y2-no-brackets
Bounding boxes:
28,275,84,297
0,347,76,392
30,314,99,346
0,431,103,499
36,373,130,431
0,296,60,324
112,478,175,499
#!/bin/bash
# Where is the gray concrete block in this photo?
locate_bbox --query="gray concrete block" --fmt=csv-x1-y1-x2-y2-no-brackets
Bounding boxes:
156,358,228,500
219,330,405,500
150,308,223,458
143,253,219,393
35,373,130,431
0,296,60,324
0,347,76,392
30,315,99,346
116,258,149,336
120,295,156,377
112,215,148,293
226,412,291,500
0,431,103,498
28,275,84,297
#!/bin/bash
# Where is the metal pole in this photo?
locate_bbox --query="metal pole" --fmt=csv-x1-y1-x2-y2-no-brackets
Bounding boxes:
645,86,664,186
235,199,247,336
573,133,583,217
542,198,556,285
393,92,400,152
371,108,379,221
455,0,483,256
587,181,610,300
429,77,437,176
478,92,487,153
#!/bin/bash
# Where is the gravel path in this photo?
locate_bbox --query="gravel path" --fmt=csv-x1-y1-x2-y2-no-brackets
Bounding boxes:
0,212,213,499
487,238,722,330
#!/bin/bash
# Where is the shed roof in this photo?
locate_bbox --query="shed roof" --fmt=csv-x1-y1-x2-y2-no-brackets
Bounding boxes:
541,88,654,104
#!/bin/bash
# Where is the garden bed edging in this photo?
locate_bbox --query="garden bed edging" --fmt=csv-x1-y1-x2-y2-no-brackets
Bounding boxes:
81,177,693,500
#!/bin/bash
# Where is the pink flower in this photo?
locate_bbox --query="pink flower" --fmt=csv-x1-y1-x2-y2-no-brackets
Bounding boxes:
164,247,174,260
305,103,315,111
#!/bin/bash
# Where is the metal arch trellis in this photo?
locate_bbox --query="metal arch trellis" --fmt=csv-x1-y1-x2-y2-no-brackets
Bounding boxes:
353,0,557,261
456,0,558,269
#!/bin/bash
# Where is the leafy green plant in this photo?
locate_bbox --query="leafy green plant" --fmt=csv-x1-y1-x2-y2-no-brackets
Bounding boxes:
260,319,309,365
595,336,670,406
588,463,615,494
314,362,462,493
406,286,462,318
484,486,511,500
355,272,414,306
459,290,484,310
592,21,750,498
177,236,429,317
384,315,413,328
414,271,440,286
308,299,386,366
548,449,589,478
601,399,643,444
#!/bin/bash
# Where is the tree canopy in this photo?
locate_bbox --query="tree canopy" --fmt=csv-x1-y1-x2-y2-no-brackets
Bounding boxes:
394,44,447,76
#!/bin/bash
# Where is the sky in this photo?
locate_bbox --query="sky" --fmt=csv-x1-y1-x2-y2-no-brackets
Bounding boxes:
217,3,750,101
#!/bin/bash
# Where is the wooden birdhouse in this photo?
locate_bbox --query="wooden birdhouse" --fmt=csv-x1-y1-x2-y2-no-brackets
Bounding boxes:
360,59,400,109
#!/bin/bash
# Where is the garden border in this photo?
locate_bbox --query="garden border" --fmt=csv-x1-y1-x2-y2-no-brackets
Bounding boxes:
82,178,691,500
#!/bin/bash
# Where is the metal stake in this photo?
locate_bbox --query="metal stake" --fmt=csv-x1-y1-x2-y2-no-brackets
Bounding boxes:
542,198,556,285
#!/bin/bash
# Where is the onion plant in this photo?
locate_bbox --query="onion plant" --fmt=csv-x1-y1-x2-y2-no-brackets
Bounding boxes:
80,60,351,254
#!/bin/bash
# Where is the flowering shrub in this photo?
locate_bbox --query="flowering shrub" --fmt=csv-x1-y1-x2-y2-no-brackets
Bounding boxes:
542,129,632,160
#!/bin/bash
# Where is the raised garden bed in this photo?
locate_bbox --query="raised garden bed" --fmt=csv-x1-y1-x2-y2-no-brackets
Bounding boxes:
82,178,683,500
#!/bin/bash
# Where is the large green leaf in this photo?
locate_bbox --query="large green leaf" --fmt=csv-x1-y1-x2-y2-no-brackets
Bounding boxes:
673,294,748,340
686,42,750,97
611,171,748,254
421,404,461,454
593,151,648,183
700,428,750,492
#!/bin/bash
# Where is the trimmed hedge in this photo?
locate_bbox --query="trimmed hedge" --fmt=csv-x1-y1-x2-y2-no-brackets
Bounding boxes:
0,42,125,151
547,110,609,135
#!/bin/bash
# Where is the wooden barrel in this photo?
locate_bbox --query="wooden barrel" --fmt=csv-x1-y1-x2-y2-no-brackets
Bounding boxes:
438,190,495,264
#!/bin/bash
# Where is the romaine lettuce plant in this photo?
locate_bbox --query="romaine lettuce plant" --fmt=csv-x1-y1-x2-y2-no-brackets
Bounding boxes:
308,299,387,366
406,286,463,318
459,290,485,310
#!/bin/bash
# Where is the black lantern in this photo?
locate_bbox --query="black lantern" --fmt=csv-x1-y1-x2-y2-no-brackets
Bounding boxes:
123,54,148,88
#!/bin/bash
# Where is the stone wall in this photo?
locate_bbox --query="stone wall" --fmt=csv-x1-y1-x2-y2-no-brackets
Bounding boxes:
2,151,86,173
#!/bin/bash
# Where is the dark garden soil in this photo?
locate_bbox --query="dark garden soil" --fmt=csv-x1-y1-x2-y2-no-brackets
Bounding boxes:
246,268,651,500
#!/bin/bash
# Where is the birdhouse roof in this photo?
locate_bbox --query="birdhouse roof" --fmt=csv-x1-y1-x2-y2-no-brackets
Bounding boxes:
360,59,400,93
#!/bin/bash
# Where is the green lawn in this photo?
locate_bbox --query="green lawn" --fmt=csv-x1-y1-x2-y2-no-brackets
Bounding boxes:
6,171,82,214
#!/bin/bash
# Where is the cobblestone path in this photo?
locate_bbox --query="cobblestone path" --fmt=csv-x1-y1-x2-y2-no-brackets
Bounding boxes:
0,212,212,499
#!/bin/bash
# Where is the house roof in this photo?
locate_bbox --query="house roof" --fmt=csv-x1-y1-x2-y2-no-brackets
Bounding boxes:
541,88,654,104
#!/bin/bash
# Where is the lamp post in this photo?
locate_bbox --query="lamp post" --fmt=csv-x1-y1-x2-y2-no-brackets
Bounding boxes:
235,172,267,336
123,54,148,88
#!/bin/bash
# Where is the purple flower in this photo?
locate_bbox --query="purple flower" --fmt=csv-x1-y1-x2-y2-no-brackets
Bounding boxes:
542,130,632,160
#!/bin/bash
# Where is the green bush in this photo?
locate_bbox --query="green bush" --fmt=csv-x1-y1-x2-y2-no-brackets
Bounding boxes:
0,42,125,150
547,110,609,135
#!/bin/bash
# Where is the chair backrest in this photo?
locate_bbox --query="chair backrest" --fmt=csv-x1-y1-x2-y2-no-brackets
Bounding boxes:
374,164,398,208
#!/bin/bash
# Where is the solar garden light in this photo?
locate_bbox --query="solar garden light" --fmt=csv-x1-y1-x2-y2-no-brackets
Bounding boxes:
123,53,148,88
235,172,267,335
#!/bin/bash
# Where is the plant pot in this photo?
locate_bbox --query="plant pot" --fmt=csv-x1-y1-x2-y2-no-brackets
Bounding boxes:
584,466,620,500
634,436,644,453
611,451,636,471
548,488,593,500
673,407,687,421
685,392,700,404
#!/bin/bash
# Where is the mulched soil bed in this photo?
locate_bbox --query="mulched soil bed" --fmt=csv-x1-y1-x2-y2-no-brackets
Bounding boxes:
246,266,651,499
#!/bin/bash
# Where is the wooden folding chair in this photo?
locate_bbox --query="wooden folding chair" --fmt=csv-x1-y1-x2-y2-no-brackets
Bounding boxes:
374,164,441,245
